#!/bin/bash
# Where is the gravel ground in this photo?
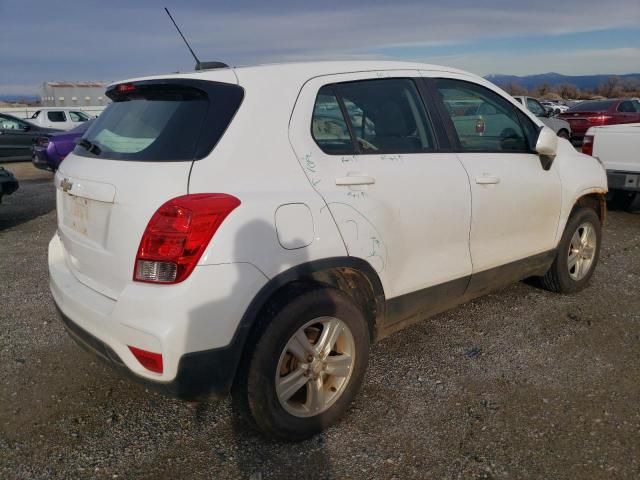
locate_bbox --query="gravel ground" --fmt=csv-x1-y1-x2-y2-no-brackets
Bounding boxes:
1,163,639,479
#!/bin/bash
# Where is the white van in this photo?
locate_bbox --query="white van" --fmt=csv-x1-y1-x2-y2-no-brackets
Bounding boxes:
49,61,607,440
30,108,92,130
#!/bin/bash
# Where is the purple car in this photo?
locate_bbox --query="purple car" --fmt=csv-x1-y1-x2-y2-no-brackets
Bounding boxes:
32,120,93,171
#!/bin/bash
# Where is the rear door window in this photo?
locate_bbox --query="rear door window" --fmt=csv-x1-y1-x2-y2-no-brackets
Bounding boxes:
311,86,354,154
48,111,67,122
75,80,244,162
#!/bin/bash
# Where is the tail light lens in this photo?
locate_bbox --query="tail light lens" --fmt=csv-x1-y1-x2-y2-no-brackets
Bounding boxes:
134,193,241,284
588,115,613,125
582,135,594,156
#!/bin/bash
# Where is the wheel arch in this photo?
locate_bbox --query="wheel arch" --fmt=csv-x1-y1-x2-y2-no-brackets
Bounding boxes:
572,190,607,225
229,257,386,389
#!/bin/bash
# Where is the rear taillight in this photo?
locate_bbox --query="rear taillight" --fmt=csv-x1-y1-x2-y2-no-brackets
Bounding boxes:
588,115,613,125
582,135,594,156
134,193,241,284
129,346,163,373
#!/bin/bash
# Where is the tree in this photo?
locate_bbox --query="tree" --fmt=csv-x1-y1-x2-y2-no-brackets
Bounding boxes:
503,81,528,96
558,83,579,99
536,82,551,98
596,76,622,98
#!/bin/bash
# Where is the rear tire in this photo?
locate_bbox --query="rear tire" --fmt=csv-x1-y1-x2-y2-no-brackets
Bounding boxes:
233,288,370,441
540,207,601,293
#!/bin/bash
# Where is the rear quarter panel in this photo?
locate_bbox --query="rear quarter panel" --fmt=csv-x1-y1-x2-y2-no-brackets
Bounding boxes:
187,69,348,278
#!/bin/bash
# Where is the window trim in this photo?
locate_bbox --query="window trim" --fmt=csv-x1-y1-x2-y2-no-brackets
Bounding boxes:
310,77,440,156
427,77,539,155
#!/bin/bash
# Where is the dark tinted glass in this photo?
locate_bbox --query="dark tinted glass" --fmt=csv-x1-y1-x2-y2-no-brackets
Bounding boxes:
336,79,435,154
568,100,614,112
75,81,244,162
311,86,354,154
48,111,66,122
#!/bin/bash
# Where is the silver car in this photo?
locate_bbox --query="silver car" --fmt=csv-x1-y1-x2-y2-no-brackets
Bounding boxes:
513,96,572,140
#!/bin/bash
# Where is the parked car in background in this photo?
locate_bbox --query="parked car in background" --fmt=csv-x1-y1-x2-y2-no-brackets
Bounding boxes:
50,61,607,441
540,101,569,114
558,98,640,141
32,120,94,172
0,113,62,161
0,167,19,203
29,108,93,131
513,96,572,139
582,122,640,210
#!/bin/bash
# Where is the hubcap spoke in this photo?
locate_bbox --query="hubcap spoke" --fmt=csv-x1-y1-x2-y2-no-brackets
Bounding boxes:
324,354,353,377
287,331,315,362
306,377,325,414
277,368,308,403
315,318,343,359
568,251,579,269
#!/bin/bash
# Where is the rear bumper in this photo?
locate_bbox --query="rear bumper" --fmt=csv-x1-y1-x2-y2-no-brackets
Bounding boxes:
607,170,640,192
49,232,268,399
56,305,245,399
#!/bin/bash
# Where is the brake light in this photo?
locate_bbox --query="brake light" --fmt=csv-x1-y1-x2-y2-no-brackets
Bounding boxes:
117,83,136,93
134,193,240,284
129,346,163,373
588,115,613,125
582,135,594,156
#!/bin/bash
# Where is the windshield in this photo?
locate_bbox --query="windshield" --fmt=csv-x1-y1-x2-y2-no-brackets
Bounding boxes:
568,100,614,113
74,80,244,162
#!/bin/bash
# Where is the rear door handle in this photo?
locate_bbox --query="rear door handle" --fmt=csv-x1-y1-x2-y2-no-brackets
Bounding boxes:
475,176,500,185
335,175,376,186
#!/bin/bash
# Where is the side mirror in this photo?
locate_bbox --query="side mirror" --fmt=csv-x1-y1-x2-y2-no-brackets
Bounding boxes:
535,126,558,164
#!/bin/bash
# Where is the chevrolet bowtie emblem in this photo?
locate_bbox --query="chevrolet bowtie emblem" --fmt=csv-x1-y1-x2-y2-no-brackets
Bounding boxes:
60,178,73,192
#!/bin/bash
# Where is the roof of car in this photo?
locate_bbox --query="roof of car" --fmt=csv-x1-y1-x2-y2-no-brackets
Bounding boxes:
114,60,477,86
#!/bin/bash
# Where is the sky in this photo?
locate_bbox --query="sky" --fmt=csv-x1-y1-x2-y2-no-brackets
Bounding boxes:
1,0,639,95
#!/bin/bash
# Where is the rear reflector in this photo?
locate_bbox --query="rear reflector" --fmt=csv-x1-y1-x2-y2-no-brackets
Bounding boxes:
582,135,594,156
134,193,241,284
129,346,163,373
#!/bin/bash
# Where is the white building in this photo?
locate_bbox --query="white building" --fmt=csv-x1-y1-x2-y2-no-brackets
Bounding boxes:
41,81,108,107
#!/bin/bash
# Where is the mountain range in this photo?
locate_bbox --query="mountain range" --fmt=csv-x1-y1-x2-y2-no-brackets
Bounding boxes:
485,72,640,91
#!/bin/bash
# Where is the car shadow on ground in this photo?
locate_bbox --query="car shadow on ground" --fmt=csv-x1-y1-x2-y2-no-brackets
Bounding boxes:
0,178,55,231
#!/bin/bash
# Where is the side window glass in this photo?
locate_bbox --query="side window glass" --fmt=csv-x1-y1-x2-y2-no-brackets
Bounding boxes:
336,78,435,154
311,86,354,155
48,111,67,122
0,116,23,130
617,101,632,113
435,79,530,152
632,100,640,112
526,98,546,117
69,111,88,122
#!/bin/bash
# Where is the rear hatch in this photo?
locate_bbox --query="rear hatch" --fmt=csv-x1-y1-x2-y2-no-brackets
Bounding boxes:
55,78,243,299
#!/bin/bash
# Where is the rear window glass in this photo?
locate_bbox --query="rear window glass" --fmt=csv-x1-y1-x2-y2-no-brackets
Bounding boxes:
568,100,614,112
74,80,244,162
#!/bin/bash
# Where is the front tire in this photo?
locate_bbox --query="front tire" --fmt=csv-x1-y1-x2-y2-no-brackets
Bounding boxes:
540,207,601,293
234,288,370,441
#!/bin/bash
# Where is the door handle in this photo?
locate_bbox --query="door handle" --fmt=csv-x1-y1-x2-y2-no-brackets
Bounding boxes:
335,175,376,186
475,176,500,185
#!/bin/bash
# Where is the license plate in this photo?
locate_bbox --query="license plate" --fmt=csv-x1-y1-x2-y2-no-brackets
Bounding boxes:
65,195,89,235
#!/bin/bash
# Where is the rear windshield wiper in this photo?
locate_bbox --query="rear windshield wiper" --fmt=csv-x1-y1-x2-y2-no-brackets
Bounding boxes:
75,137,102,156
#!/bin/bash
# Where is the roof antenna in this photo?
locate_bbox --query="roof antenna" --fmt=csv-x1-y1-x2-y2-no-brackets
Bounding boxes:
164,7,228,71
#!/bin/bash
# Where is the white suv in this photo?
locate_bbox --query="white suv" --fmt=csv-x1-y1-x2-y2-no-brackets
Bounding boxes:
49,61,607,440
